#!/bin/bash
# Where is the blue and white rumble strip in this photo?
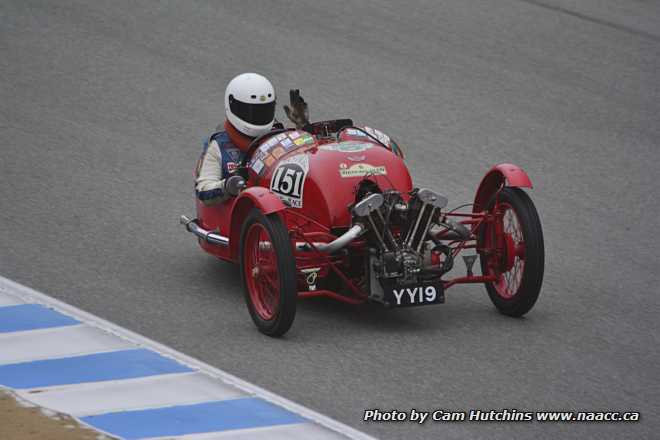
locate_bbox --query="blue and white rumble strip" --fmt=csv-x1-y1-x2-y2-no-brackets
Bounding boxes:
0,276,376,440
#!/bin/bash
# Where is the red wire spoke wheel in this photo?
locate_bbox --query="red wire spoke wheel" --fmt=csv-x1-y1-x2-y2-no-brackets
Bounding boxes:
240,209,297,336
478,188,544,317
244,223,280,320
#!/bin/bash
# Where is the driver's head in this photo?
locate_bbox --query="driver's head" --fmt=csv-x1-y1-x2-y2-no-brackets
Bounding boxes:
225,73,276,138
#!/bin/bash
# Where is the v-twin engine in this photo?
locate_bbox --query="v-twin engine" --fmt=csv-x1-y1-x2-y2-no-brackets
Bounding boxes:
351,187,450,291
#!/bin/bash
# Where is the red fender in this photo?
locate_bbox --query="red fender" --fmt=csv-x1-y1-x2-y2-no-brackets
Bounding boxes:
229,186,287,259
474,163,533,212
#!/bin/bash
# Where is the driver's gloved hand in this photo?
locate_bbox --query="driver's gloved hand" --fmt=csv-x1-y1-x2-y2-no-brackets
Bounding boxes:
283,89,309,129
224,175,246,197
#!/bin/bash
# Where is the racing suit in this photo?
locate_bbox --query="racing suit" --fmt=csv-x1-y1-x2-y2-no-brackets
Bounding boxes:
195,120,251,205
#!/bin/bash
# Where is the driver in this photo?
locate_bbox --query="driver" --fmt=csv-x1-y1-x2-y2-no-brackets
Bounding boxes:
195,73,277,205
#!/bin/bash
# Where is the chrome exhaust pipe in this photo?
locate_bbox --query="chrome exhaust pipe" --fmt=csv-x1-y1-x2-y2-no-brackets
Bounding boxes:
181,215,363,253
180,215,229,247
263,242,342,252
297,223,365,254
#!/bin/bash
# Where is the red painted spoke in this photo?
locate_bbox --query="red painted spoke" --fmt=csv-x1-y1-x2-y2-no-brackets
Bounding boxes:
259,283,274,315
265,290,277,314
262,273,279,292
259,264,276,275
252,241,260,269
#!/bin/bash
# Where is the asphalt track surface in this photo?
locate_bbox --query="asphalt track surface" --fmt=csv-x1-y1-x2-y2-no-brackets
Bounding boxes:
1,1,659,439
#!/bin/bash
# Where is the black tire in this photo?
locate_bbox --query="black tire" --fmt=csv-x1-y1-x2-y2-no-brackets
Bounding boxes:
478,187,544,317
239,208,297,336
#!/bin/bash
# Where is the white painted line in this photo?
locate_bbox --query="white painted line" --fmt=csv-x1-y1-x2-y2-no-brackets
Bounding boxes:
143,422,352,440
0,290,22,306
19,372,247,417
0,276,377,440
0,324,135,365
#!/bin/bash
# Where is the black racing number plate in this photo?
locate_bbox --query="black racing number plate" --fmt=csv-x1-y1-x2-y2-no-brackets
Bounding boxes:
383,281,445,307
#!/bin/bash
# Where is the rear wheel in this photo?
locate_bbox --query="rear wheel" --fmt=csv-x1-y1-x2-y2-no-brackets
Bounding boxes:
478,187,544,316
239,209,297,336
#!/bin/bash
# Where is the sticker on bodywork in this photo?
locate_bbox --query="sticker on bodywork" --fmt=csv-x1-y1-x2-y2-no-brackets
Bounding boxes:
270,154,309,208
251,159,264,174
263,137,279,148
301,133,314,144
339,162,387,178
249,130,314,176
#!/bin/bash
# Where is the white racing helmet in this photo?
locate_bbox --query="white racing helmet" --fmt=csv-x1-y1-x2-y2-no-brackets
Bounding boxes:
225,73,276,138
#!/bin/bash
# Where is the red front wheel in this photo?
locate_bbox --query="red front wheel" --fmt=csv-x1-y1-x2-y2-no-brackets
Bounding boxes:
478,187,544,316
239,209,297,336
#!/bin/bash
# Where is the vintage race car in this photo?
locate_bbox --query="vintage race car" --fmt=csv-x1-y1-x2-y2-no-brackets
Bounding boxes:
181,118,544,336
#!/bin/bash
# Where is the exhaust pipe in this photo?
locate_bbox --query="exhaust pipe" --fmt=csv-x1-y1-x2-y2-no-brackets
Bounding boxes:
180,215,229,247
429,220,472,241
297,223,365,254
181,215,363,254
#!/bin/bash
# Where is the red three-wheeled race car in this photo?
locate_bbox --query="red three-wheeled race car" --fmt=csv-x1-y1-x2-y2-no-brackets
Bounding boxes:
181,117,544,337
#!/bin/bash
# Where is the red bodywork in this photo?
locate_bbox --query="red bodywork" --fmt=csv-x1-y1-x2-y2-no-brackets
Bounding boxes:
473,163,532,212
195,129,533,305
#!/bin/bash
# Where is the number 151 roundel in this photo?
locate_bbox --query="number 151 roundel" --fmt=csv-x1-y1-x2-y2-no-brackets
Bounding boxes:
270,154,309,208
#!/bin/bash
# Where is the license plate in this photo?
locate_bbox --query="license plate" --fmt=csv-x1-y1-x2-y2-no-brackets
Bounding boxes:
383,282,444,307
